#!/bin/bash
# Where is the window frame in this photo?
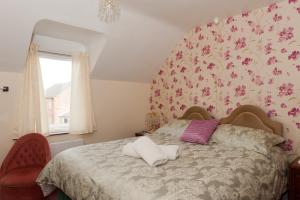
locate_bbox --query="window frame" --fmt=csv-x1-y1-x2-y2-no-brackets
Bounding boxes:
39,51,72,136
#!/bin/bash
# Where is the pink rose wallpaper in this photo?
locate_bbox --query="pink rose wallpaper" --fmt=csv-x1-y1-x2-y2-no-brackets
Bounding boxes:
150,0,300,155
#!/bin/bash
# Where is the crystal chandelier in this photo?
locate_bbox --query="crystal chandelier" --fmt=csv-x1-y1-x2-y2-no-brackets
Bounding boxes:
98,0,121,23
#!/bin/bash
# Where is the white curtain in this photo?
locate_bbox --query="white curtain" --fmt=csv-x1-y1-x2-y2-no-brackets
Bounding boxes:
15,44,49,136
69,53,96,134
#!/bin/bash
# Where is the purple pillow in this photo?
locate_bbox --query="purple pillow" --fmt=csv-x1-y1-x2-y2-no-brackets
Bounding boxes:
180,120,219,144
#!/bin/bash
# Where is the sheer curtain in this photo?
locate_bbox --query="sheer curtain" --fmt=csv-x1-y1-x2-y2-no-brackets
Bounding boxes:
15,44,49,136
69,53,96,134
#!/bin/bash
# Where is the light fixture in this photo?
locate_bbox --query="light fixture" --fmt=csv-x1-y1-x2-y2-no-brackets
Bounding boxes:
213,17,220,25
98,0,121,23
145,112,160,132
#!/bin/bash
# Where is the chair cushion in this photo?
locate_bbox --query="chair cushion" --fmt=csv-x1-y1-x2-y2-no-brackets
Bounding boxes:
0,167,42,187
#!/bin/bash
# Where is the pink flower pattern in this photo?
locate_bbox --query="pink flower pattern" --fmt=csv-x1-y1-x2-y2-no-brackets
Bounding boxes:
288,107,300,117
252,75,264,86
265,95,272,107
267,56,278,65
289,0,298,4
278,27,294,42
268,3,278,12
264,43,273,55
202,45,211,56
224,50,231,60
288,51,300,60
242,57,253,66
280,139,293,152
273,67,283,75
273,14,283,22
231,71,238,79
202,87,211,97
242,11,249,17
235,85,246,97
176,51,183,60
278,83,294,97
268,109,278,117
150,0,300,153
226,16,235,24
235,37,246,50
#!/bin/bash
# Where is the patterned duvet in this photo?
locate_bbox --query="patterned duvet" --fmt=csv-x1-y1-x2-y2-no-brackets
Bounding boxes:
37,133,288,200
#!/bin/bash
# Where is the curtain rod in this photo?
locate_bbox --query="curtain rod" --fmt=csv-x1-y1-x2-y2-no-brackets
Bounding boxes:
38,50,72,57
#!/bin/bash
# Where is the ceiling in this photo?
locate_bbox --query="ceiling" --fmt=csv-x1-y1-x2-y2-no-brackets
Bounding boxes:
0,0,279,83
122,0,280,30
34,20,106,69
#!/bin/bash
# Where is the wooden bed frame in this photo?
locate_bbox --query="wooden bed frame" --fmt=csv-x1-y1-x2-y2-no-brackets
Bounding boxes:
220,105,283,135
179,105,283,135
179,106,214,120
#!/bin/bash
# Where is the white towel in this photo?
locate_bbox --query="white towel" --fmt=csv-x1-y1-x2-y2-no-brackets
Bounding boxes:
122,142,140,158
133,136,168,167
122,143,179,160
160,145,179,160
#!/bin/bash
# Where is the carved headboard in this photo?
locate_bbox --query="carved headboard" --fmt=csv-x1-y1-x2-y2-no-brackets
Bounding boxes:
179,106,214,120
220,105,283,135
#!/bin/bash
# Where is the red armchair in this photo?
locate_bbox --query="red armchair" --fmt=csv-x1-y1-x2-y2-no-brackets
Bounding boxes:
0,133,51,200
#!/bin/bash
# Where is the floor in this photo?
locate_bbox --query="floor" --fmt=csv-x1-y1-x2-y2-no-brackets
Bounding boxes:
46,189,71,200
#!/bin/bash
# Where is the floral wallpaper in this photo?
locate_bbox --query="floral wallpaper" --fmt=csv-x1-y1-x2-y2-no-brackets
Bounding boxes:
150,0,300,155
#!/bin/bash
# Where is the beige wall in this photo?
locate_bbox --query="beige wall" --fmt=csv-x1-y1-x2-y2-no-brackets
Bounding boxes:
0,72,21,165
0,72,150,164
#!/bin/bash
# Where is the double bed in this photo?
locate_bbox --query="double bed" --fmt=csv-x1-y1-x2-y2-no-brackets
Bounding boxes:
37,105,288,200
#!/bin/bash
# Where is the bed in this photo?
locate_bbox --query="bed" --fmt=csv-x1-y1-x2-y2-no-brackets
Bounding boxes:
37,105,288,200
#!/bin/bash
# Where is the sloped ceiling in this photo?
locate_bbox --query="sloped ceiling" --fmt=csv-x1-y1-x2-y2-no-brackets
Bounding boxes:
0,0,107,71
34,20,106,69
0,0,279,82
122,0,280,30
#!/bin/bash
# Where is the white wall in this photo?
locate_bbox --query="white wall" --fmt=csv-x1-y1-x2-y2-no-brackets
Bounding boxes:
0,72,150,164
0,72,21,164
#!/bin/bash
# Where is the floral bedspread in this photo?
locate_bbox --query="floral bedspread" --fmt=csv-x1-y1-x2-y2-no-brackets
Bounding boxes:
37,133,288,200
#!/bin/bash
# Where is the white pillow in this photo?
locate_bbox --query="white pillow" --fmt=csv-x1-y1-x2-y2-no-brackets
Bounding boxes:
210,124,285,155
154,120,191,137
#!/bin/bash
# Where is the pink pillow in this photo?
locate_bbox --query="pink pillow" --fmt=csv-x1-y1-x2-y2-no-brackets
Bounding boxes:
180,120,219,144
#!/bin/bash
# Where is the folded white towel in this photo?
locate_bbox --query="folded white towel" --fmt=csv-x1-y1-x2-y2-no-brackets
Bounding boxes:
160,145,179,160
122,143,179,160
133,136,168,167
122,142,140,158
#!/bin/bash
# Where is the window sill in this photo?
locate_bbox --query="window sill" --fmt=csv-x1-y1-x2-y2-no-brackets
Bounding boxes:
48,132,70,137
12,132,69,141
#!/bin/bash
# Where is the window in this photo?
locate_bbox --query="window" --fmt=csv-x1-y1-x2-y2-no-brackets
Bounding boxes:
39,54,72,134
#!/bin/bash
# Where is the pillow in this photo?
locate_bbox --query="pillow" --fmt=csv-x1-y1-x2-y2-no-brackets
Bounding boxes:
180,120,219,144
154,120,191,137
210,124,285,154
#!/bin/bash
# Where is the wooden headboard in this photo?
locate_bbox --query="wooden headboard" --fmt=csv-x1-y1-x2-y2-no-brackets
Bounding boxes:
220,105,283,135
179,106,214,120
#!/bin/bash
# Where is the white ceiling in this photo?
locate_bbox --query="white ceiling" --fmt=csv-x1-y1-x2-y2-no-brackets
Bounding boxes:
0,0,279,83
34,20,106,69
0,0,107,71
92,9,183,82
122,0,280,30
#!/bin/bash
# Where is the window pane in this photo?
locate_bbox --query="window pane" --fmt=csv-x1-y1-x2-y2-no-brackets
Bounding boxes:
39,56,72,133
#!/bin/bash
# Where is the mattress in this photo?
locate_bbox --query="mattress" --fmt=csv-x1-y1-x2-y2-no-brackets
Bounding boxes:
37,132,288,200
